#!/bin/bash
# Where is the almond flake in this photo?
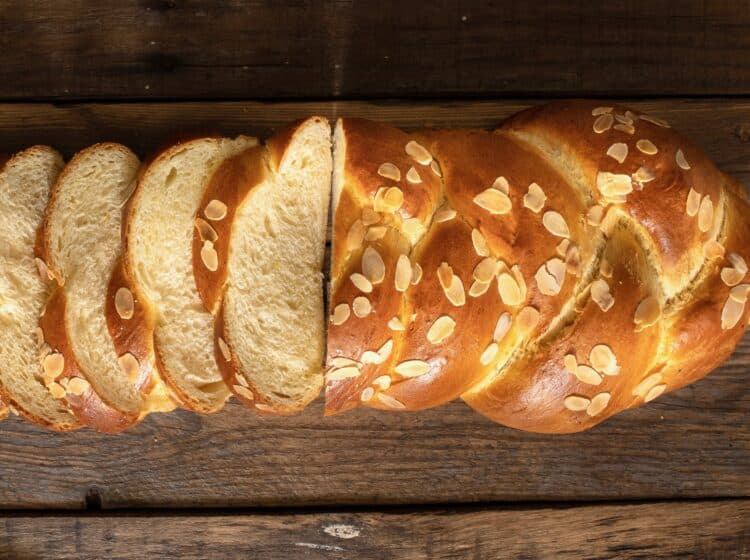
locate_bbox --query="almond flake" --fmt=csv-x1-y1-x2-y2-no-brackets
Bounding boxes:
493,176,510,194
599,260,613,278
382,186,404,212
395,360,431,378
437,262,453,290
406,166,422,184
563,354,578,374
361,207,381,226
204,199,227,221
377,162,401,182
632,166,655,185
497,272,522,306
511,265,527,301
721,296,745,330
411,263,423,285
430,160,442,177
590,279,614,312
395,255,412,292
565,245,581,276
640,114,670,128
363,339,393,364
330,357,360,369
686,189,701,217
434,206,456,222
362,247,385,284
118,353,140,383
388,316,405,331
350,272,373,293
427,316,456,344
556,238,570,258
377,393,406,409
729,284,750,303
698,196,713,233
564,395,591,412
200,241,219,271
217,337,231,362
473,188,512,215
469,279,491,297
606,143,628,164
352,296,372,318
405,140,432,165
195,218,218,243
360,387,375,402
644,384,667,403
365,226,387,241
234,385,255,401
67,376,90,396
614,123,635,135
575,365,602,386
633,373,663,397
592,107,613,116
535,263,562,296
589,344,620,376
703,240,725,260
445,275,466,307
331,303,351,325
326,366,361,381
472,228,489,257
115,287,134,320
372,375,392,390
493,312,512,342
634,296,660,330
636,139,658,155
480,342,499,365
473,257,497,283
729,253,748,275
42,353,64,379
721,267,744,287
675,149,691,170
48,382,66,399
346,220,366,252
615,113,634,126
597,171,633,198
586,392,611,416
542,211,570,238
516,306,540,334
523,182,546,213
587,205,604,226
593,113,614,133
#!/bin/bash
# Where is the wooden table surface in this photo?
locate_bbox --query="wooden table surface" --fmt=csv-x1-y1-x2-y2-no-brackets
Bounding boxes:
1,2,750,559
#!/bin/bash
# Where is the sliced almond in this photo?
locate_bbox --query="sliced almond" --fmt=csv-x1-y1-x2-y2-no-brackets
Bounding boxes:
360,387,375,402
217,337,231,362
331,303,351,326
469,279,491,297
406,166,422,184
615,113,634,126
511,265,527,301
204,199,228,221
721,267,744,287
565,245,581,276
592,106,613,116
590,279,614,312
675,149,691,170
473,257,497,283
377,393,406,409
721,296,745,330
362,247,386,284
634,296,660,330
586,392,611,416
67,376,90,396
350,272,373,293
493,176,510,194
564,395,591,412
614,123,635,135
606,143,628,164
556,238,571,258
430,160,442,177
411,262,423,285
632,166,655,185
493,312,512,342
330,357,360,369
640,114,670,128
599,259,613,278
593,113,614,133
395,255,412,292
473,188,512,215
587,205,604,226
437,262,453,291
402,218,424,244
234,385,255,401
388,316,406,331
377,162,401,182
445,275,466,307
365,226,387,241
596,172,633,198
362,339,393,364
575,365,602,386
633,372,663,397
497,272,522,306
523,182,546,213
729,253,748,275
635,139,658,155
395,359,431,378
685,188,701,217
352,296,372,318
195,217,218,243
372,375,392,390
326,366,361,381
114,287,135,320
42,353,64,379
405,140,432,165
645,383,667,403
472,228,489,257
698,196,713,233
542,211,570,238
362,207,381,226
382,186,404,212
427,315,456,344
589,344,620,376
703,240,725,260
563,354,578,375
48,382,66,399
729,284,750,303
516,306,540,334
535,264,561,296
200,241,219,271
480,342,499,365
434,206,456,222
346,219,366,252
118,353,140,383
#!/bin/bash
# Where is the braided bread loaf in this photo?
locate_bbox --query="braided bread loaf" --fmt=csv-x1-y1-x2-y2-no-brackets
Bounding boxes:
326,100,750,433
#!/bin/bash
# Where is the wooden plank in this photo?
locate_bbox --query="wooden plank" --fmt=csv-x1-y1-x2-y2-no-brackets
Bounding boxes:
0,99,747,509
2,500,749,558
2,2,750,100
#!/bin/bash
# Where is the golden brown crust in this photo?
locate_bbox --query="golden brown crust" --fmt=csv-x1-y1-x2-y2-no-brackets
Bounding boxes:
326,102,750,431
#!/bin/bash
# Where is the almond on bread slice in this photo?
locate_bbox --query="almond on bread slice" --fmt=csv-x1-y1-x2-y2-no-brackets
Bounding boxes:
194,118,332,414
124,136,259,412
0,146,80,430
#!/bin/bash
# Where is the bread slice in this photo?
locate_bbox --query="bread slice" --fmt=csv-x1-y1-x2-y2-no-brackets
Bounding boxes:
124,136,258,412
0,146,80,430
41,143,175,432
194,117,331,413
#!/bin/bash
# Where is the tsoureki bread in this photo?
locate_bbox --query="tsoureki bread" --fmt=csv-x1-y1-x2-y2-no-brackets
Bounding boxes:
0,102,747,433
326,100,750,433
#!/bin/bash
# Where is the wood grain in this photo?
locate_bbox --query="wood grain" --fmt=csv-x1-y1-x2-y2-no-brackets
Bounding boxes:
2,1,750,100
0,99,747,510
2,500,749,559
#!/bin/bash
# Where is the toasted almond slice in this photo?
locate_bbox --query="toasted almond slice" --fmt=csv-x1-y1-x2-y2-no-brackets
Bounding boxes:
729,284,750,303
118,353,140,383
493,176,510,194
363,339,393,364
598,260,613,279
636,139,658,155
365,226,387,241
377,162,401,182
563,354,578,375
411,262,423,285
235,375,250,388
217,337,231,362
372,375,392,390
556,238,571,258
445,275,466,307
427,316,456,344
434,206,456,222
114,287,135,320
586,392,611,416
632,166,655,184
469,279,491,297
195,217,218,244
402,218,424,244
511,265,527,301
614,123,635,135
48,382,66,399
597,172,633,197
377,393,406,409
675,149,691,170
234,385,255,401
383,186,404,212
686,188,701,217
516,306,540,334
615,113,634,125
592,106,613,116
405,140,432,165
590,279,614,312
200,241,219,271
352,296,372,318
362,247,385,284
67,376,90,396
204,199,228,221
477,342,498,365
395,359,431,378
330,357,360,369
493,312,512,342
437,262,453,290
640,114,670,128
644,384,667,402
721,296,745,330
360,350,380,365
42,353,64,379
542,211,570,238
589,344,620,376
331,303,351,326
388,316,406,331
587,205,604,226
606,142,628,164
430,160,442,177
634,296,661,330
523,182,546,213
535,264,561,296
728,253,748,275
633,372,663,397
564,395,591,412
35,327,45,348
406,166,422,184
326,366,361,381
546,258,566,286
391,254,411,292
698,196,713,233
473,257,497,283
593,113,614,133
497,272,522,306
35,257,50,281
350,272,373,293
360,387,375,402
575,365,602,386
471,228,489,257
565,245,581,276
473,188,512,215
361,207,381,226
703,240,725,260
347,219,366,252
721,267,744,287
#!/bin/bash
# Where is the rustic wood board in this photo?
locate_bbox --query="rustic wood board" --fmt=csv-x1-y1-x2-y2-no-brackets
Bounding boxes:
0,99,748,510
3,2,750,100
2,500,749,559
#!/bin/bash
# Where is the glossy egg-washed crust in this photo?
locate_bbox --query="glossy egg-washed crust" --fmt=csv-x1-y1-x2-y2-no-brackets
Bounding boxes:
326,100,750,433
194,118,326,415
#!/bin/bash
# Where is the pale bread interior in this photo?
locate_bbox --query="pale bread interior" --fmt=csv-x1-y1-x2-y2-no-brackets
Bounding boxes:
128,136,257,411
0,147,77,428
225,118,331,410
45,144,143,416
